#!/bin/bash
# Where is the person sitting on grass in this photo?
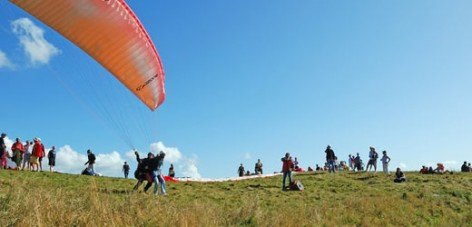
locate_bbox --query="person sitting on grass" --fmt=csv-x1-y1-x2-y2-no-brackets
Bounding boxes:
394,168,406,183
281,152,294,190
434,163,445,174
420,166,428,174
461,161,470,172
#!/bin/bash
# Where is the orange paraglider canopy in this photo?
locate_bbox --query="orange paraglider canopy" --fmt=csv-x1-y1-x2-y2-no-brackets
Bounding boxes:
10,0,165,110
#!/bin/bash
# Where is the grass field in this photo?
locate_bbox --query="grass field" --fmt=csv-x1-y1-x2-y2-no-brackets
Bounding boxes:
1,170,471,226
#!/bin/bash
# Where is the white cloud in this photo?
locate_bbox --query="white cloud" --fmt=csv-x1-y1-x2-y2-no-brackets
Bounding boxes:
11,18,60,66
179,155,201,179
244,152,251,160
0,50,14,69
149,141,201,179
150,141,182,163
398,163,407,169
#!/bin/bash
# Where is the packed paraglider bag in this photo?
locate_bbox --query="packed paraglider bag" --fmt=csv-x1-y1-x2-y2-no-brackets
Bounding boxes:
289,180,304,191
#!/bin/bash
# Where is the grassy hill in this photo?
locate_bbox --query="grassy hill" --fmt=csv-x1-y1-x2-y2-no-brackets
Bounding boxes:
1,170,471,226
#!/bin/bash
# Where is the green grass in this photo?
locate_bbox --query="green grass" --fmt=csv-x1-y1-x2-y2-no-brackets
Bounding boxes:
1,170,471,226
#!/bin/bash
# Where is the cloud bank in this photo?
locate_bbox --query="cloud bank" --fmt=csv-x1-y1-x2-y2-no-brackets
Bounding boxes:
11,18,60,66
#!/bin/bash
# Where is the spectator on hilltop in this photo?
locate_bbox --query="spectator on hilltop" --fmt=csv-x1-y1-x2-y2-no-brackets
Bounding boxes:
37,138,45,171
325,145,336,173
168,164,175,177
123,162,130,178
281,152,294,190
0,133,7,169
238,164,245,177
22,140,33,171
348,154,354,171
31,138,44,172
434,163,445,174
461,161,470,172
366,147,378,172
354,153,362,172
11,138,25,170
420,166,428,174
47,146,56,172
394,168,406,183
85,149,96,173
380,150,391,175
255,159,263,175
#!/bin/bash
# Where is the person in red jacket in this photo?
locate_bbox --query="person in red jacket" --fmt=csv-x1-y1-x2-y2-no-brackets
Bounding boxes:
281,152,294,190
11,138,25,170
31,138,44,172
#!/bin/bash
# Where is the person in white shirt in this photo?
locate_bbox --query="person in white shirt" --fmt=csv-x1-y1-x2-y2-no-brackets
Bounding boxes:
380,150,391,175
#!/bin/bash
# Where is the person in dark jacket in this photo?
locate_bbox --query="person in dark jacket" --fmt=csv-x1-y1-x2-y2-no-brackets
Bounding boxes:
122,162,130,178
281,152,294,190
133,151,154,192
394,168,406,183
168,164,175,177
238,164,245,177
84,149,96,173
461,161,470,172
47,146,56,172
325,145,336,173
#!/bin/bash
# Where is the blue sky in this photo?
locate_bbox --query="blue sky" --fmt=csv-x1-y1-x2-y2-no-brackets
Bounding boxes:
1,1,471,178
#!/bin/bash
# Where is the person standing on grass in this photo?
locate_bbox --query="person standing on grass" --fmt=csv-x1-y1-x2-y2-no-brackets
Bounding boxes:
152,151,167,195
238,164,245,177
0,133,7,169
255,159,263,175
47,146,56,172
85,149,96,173
348,154,354,171
281,152,294,190
37,138,45,171
168,164,175,177
394,168,406,183
325,145,336,173
11,138,25,170
380,150,391,174
31,138,44,172
22,140,32,171
133,151,154,192
365,147,378,172
123,161,130,178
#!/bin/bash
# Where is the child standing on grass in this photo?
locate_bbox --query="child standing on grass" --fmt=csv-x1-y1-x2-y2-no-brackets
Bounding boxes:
281,153,293,190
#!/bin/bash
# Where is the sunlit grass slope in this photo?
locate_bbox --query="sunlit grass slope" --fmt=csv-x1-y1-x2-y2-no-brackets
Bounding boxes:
1,170,471,226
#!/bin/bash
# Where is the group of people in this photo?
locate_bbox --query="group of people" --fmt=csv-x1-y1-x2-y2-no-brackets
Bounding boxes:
238,159,264,177
132,150,167,195
419,163,450,174
0,133,57,172
461,161,472,172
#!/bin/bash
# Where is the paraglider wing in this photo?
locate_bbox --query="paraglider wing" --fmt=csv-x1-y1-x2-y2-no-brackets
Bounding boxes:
10,0,165,110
